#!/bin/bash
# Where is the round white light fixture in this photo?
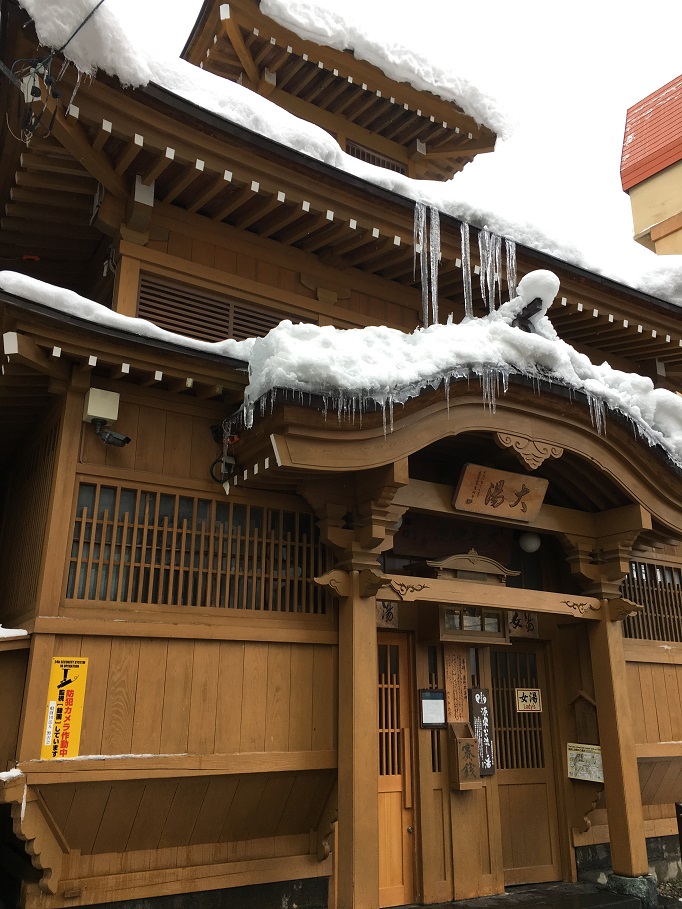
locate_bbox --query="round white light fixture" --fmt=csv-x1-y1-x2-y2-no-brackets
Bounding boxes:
519,532,541,553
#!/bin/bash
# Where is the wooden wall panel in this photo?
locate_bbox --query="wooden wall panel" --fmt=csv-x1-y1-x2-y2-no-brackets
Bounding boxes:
46,636,337,759
130,639,168,754
627,660,682,743
80,395,222,483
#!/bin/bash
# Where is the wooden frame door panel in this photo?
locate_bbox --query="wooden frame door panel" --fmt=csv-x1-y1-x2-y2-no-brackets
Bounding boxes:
378,632,415,908
491,644,561,885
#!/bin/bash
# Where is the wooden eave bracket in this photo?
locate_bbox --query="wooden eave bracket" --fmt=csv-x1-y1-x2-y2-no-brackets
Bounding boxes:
46,96,126,200
0,779,66,894
3,331,71,381
221,4,260,85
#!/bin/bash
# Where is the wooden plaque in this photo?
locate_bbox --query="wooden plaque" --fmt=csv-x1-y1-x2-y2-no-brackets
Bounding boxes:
469,687,495,776
453,463,548,522
443,643,469,722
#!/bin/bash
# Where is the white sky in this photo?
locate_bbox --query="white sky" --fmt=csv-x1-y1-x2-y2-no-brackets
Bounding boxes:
110,0,682,296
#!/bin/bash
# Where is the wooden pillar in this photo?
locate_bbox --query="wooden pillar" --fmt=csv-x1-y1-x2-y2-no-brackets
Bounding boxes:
589,614,648,877
337,569,380,909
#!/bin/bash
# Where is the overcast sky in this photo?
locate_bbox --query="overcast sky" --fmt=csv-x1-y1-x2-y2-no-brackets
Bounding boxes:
112,0,682,292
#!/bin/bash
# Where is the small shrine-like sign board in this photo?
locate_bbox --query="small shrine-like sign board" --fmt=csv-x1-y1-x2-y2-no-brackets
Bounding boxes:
453,463,548,522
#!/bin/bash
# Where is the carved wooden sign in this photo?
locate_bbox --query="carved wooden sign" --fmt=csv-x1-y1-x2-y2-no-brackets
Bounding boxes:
515,688,542,712
443,643,469,722
453,463,548,522
508,610,539,638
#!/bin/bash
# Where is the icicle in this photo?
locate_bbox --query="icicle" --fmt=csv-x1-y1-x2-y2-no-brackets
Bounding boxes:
413,202,429,326
381,401,388,438
444,375,450,415
491,233,502,309
21,781,27,822
505,237,517,300
388,397,395,433
429,206,440,325
587,394,607,435
478,229,489,310
461,222,473,319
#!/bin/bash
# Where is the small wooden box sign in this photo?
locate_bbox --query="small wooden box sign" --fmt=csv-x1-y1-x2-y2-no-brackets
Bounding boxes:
447,722,481,790
453,463,548,522
516,688,542,712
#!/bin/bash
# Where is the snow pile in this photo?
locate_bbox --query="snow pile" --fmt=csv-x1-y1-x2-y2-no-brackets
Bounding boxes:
0,272,252,362
245,269,682,467
4,265,682,465
0,768,23,782
0,625,28,640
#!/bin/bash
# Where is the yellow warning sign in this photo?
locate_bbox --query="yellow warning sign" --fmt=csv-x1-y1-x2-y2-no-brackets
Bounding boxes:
41,657,88,760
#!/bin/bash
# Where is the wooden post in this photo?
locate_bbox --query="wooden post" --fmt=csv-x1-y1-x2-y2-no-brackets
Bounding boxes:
588,615,648,876
337,569,380,909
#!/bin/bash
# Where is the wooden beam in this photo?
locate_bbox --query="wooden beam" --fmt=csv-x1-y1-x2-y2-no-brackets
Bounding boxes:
2,332,71,380
45,96,126,199
18,749,337,783
141,146,175,185
162,159,204,205
221,5,260,84
374,572,603,618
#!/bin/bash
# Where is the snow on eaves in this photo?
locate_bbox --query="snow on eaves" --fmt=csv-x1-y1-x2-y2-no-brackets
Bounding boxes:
5,269,682,471
259,0,509,136
0,272,253,361
0,624,28,640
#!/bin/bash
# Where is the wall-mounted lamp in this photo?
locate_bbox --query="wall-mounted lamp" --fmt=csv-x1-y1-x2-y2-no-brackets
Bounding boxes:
519,532,542,554
83,388,132,447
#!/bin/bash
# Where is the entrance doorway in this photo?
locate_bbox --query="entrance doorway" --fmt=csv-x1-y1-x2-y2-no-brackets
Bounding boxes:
490,644,561,885
377,632,416,908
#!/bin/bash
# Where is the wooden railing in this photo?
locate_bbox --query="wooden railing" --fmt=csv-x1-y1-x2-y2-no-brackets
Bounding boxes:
622,560,682,642
66,482,330,615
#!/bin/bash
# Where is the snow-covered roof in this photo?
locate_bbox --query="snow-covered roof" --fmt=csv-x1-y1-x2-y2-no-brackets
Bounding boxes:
6,269,682,471
17,0,682,308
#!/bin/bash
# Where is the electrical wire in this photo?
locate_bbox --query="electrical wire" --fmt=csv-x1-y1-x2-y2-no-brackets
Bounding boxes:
57,0,107,54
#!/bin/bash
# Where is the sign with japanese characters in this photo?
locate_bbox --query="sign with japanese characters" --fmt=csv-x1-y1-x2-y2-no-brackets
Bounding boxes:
41,657,88,760
444,643,469,722
508,610,539,638
469,687,495,776
516,688,542,712
567,743,604,782
453,464,548,522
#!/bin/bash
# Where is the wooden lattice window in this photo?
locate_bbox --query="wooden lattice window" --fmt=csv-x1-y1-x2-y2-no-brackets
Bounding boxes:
491,650,545,770
138,273,301,343
622,560,682,642
66,482,330,614
378,642,402,776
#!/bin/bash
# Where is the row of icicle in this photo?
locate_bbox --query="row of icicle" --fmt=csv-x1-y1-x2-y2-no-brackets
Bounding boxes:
413,201,517,326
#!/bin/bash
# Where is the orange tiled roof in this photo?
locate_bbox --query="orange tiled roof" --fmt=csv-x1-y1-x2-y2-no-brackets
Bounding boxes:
621,73,682,192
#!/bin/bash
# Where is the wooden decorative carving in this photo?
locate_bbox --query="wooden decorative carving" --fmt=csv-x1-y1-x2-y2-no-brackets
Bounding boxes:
358,568,389,598
314,570,350,597
607,596,642,622
571,781,604,838
1,781,65,894
562,599,601,616
389,579,429,600
496,432,564,471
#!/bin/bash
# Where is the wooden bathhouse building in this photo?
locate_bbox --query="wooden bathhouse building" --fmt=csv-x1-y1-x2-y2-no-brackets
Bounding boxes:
1,1,682,907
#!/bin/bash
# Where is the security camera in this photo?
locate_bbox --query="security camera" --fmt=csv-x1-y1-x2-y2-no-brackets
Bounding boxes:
91,419,131,448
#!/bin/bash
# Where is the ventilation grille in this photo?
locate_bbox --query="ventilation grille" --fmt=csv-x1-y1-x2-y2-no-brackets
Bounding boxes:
345,141,407,175
138,273,296,342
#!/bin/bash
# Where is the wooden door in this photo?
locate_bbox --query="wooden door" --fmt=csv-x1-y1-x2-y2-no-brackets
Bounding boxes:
491,644,561,885
378,632,415,908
